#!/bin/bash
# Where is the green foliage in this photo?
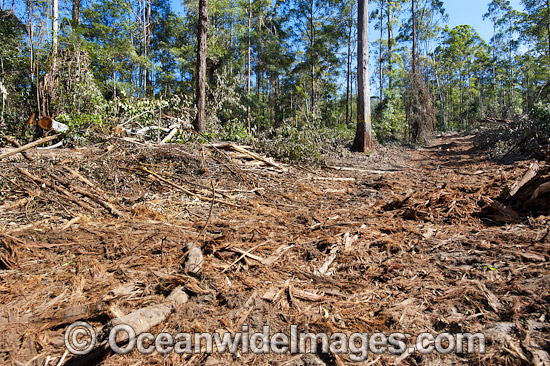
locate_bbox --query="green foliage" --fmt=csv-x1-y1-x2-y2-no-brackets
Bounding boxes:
0,10,30,134
101,98,167,120
522,0,550,64
57,113,104,130
255,124,323,164
372,90,406,142
529,102,550,145
2,0,549,155
218,120,253,142
52,43,105,116
435,25,488,128
253,122,355,164
207,69,247,130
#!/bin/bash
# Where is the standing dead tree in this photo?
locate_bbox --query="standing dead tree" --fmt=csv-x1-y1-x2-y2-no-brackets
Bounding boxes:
405,0,435,144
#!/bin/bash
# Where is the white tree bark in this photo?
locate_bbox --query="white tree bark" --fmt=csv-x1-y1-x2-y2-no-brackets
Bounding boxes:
52,0,59,58
352,0,373,152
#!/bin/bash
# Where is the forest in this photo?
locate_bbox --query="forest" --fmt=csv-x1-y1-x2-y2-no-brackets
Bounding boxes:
0,0,548,157
1,1,550,366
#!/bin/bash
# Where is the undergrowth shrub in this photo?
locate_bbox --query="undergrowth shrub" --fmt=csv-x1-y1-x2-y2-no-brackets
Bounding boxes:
373,90,406,143
253,122,355,165
530,103,550,142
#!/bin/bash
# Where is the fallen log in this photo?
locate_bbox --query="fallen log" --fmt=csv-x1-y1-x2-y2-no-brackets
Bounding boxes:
483,163,550,222
1,135,33,161
530,181,550,201
50,172,127,218
507,162,540,199
106,287,188,341
37,140,64,149
139,166,238,207
0,134,58,161
480,197,521,223
312,177,356,182
161,127,179,143
505,164,550,213
498,131,536,163
481,117,512,125
183,242,203,274
325,165,400,174
65,287,188,366
209,142,288,172
18,168,96,212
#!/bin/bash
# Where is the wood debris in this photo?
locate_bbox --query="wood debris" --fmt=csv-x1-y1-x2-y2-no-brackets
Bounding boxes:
482,162,550,221
0,134,58,160
209,142,288,172
0,134,548,366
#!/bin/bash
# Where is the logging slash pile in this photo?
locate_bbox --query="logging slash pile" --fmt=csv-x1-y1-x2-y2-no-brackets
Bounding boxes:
481,161,550,223
0,133,549,366
499,162,550,215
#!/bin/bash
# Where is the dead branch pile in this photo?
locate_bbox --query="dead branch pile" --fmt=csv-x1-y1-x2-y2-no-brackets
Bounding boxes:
405,71,436,144
481,162,550,222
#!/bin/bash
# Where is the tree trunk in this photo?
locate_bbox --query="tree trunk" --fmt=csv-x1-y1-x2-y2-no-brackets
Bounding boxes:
256,18,262,124
508,26,513,113
138,0,143,91
547,0,550,66
146,0,151,95
352,0,373,153
387,0,393,90
194,0,208,133
459,75,464,130
435,66,446,130
112,65,116,99
492,22,498,115
140,0,149,96
379,0,383,101
247,0,252,132
52,0,59,64
450,84,454,122
350,73,354,121
411,0,417,74
479,78,484,117
310,1,316,121
525,62,530,112
72,0,80,28
345,6,353,125
27,1,40,116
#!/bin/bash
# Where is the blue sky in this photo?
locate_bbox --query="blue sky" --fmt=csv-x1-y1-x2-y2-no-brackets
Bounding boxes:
170,0,525,43
444,0,524,42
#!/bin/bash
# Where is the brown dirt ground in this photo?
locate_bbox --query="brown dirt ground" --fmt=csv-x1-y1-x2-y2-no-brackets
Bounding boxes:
0,133,549,366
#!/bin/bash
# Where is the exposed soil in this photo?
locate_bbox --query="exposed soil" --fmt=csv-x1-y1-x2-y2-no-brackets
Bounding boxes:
0,133,548,366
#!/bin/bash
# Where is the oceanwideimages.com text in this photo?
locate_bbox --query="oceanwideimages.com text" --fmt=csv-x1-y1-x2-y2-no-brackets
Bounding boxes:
65,322,486,361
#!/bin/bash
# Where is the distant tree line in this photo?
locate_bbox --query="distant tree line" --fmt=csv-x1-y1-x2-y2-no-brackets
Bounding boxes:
0,0,548,149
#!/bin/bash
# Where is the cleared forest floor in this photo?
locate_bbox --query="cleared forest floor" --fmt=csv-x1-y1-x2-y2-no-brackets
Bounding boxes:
0,132,549,366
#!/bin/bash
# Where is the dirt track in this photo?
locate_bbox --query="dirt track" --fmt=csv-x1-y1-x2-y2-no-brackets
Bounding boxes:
0,134,549,366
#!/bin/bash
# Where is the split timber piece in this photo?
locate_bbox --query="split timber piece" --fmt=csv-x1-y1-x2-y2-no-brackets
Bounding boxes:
0,135,58,161
209,142,288,172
